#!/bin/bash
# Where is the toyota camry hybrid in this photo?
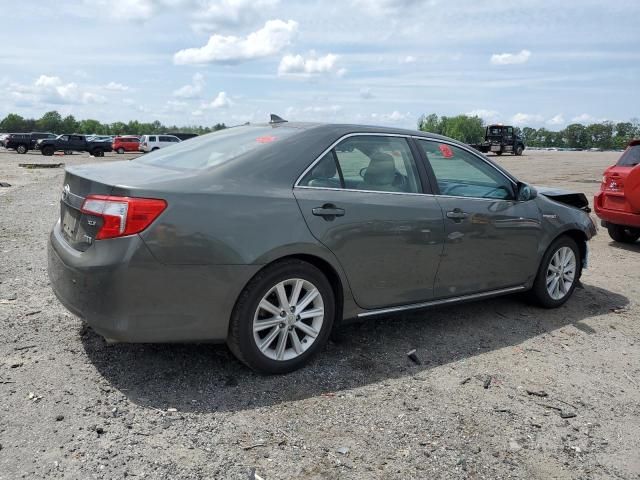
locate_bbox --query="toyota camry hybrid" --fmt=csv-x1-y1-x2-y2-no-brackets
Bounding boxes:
48,118,597,373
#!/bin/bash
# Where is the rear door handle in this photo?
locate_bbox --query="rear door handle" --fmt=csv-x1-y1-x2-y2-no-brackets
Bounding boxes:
446,209,469,221
312,204,345,220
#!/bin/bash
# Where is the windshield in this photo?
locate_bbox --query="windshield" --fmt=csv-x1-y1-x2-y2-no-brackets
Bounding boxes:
617,145,640,167
136,125,300,170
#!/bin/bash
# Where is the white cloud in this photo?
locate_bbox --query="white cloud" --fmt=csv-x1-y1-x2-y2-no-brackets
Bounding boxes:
352,0,429,15
490,49,531,65
173,73,205,98
174,19,298,64
192,0,280,32
360,88,374,99
511,112,544,125
371,111,410,123
400,55,417,64
209,91,232,109
571,113,606,124
467,109,500,122
191,109,204,116
104,81,130,91
10,75,105,106
278,52,343,77
547,114,565,125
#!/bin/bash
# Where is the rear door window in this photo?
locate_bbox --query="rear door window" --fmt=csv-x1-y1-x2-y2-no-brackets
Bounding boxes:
300,135,422,193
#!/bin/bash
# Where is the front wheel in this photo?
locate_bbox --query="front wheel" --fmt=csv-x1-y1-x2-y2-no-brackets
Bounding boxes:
227,259,335,374
529,236,581,308
92,148,104,157
117,147,125,154
515,145,524,156
16,144,27,154
42,146,54,156
607,224,640,243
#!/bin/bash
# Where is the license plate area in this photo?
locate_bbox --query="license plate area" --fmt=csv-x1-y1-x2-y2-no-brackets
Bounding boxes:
61,203,81,242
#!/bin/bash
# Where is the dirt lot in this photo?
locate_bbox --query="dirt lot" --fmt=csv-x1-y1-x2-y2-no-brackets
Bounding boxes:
0,148,638,479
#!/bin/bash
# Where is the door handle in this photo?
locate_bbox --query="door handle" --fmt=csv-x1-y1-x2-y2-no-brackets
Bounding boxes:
446,209,469,221
312,204,345,220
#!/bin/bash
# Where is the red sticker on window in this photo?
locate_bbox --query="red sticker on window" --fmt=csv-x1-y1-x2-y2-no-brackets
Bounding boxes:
439,144,454,158
256,135,276,143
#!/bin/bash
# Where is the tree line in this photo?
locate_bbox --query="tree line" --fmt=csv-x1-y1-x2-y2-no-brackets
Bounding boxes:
418,113,639,150
0,111,226,136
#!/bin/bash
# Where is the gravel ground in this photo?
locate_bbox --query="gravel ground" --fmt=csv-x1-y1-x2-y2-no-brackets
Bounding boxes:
0,148,638,480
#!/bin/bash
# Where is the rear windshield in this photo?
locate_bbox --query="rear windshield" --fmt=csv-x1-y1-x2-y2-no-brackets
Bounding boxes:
136,125,299,170
617,145,640,167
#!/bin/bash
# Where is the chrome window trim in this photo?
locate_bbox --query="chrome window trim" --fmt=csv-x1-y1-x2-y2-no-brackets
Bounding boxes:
294,185,517,203
357,285,526,318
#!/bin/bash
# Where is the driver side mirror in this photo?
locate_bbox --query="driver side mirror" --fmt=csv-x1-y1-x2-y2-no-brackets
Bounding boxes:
517,183,537,201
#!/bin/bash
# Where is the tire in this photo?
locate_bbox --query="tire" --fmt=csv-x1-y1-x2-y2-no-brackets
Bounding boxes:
92,148,104,157
227,259,335,374
42,146,54,156
515,145,524,156
495,150,503,156
151,147,159,151
529,236,581,308
117,147,125,154
64,150,73,155
16,144,27,154
607,224,640,243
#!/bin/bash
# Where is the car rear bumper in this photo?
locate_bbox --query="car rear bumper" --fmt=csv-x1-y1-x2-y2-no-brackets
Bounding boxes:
48,221,260,343
594,192,640,228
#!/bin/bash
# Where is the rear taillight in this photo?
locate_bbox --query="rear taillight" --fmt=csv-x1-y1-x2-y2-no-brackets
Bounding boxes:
81,195,167,240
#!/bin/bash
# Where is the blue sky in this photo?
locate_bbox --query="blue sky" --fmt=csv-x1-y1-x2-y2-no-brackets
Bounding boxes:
0,0,638,129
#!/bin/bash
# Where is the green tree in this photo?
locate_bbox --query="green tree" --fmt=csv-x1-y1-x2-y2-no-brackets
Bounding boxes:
36,110,63,133
61,115,78,134
0,113,27,132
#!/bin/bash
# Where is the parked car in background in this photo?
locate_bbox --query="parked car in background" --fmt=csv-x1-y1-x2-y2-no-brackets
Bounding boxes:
4,132,57,154
469,124,526,156
48,120,596,373
594,139,640,243
166,132,198,141
138,134,181,152
112,136,140,154
36,134,113,157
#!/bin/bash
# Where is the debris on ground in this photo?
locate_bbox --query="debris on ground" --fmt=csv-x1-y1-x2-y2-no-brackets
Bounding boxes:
406,349,422,365
18,163,64,169
0,182,10,187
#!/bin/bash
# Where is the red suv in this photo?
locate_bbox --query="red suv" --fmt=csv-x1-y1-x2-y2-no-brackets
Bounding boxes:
112,136,140,154
594,140,640,243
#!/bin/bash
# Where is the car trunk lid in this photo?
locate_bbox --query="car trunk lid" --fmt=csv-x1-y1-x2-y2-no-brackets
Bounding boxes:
59,161,184,251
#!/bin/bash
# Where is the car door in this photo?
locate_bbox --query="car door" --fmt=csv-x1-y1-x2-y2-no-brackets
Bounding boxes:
294,134,445,310
415,139,543,298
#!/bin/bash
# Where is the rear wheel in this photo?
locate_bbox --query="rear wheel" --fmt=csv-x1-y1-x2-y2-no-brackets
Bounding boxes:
529,236,581,308
495,150,503,156
42,146,54,156
515,145,524,156
117,147,125,154
227,259,335,374
92,148,104,157
16,144,27,154
607,224,640,243
64,150,73,155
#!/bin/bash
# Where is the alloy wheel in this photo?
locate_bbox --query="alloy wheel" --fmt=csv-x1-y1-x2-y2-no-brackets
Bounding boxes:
252,278,324,361
545,246,576,300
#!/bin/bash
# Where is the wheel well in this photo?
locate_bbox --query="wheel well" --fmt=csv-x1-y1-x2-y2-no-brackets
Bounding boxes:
248,254,345,327
559,229,588,272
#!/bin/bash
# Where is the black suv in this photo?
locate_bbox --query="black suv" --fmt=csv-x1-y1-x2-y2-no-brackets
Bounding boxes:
4,132,57,154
